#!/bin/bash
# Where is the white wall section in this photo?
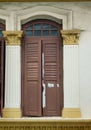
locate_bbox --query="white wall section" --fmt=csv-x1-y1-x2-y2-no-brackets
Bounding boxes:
79,31,91,118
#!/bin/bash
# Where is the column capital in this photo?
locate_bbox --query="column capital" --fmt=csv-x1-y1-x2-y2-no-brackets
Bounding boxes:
61,30,80,45
2,31,23,46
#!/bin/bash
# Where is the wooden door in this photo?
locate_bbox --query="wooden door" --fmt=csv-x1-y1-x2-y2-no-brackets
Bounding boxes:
42,39,62,116
22,38,63,116
22,19,63,116
22,38,42,116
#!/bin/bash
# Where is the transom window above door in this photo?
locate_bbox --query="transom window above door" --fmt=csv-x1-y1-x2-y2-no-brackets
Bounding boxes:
23,20,60,37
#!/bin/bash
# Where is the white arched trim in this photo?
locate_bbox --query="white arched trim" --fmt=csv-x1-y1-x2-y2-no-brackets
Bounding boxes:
17,6,72,30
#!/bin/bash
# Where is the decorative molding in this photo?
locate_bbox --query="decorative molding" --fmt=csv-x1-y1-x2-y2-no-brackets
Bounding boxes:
17,6,72,30
2,31,23,46
62,108,81,118
0,119,91,130
61,30,80,45
2,108,22,118
0,0,89,1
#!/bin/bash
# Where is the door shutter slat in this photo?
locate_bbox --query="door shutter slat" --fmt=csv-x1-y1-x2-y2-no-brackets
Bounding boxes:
23,40,42,116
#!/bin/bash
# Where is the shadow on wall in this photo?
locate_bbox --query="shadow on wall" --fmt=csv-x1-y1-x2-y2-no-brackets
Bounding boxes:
79,31,91,118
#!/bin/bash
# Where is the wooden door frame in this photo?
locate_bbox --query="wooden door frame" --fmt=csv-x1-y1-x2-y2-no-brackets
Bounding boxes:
21,37,25,116
21,37,63,117
21,19,63,117
0,23,5,116
0,38,5,116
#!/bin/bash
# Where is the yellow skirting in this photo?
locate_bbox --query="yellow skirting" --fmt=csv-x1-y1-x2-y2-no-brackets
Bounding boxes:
2,108,22,118
0,119,91,130
62,108,81,118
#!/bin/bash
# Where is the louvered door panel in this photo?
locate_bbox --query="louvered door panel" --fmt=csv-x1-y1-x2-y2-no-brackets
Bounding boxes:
23,39,42,116
44,43,57,81
43,39,61,116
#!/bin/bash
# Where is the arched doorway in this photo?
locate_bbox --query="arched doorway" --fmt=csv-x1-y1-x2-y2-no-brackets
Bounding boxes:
0,23,5,116
21,19,63,116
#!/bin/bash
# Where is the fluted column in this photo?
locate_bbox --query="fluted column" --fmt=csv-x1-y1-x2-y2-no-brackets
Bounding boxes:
2,31,23,118
61,30,81,118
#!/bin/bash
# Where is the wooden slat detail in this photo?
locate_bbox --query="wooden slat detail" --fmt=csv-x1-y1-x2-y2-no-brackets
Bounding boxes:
44,43,57,81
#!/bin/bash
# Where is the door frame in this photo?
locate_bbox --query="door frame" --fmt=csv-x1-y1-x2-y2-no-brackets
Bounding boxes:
0,23,5,116
21,19,63,117
0,38,5,116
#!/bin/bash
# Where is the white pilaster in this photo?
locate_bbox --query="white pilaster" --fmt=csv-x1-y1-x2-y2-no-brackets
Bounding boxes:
2,31,23,118
61,30,81,118
64,45,79,108
5,46,21,108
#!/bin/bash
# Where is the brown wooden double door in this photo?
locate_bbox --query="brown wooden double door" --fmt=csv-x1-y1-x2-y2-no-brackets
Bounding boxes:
22,37,63,117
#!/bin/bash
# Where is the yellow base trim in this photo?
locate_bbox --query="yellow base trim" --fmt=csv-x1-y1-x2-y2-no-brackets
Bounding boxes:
2,108,22,118
62,108,81,118
0,119,91,130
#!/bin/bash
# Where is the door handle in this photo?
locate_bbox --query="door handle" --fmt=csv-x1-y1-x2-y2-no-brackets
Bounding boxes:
57,84,59,87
